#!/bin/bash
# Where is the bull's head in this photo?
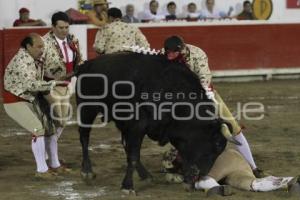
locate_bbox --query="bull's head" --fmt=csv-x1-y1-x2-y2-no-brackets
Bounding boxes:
168,119,230,185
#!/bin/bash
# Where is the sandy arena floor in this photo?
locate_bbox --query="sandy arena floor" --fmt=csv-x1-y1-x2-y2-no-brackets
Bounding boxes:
0,79,300,200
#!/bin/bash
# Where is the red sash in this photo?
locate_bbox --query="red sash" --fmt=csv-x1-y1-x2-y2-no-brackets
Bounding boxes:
66,62,74,74
3,90,26,104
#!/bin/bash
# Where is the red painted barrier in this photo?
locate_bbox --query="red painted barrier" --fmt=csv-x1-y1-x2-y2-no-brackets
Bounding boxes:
3,28,50,67
2,24,300,93
87,29,98,60
0,30,3,95
87,24,300,70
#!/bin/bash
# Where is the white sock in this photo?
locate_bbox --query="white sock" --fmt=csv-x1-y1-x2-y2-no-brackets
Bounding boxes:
31,136,48,173
195,176,220,190
251,176,293,192
234,132,257,169
56,127,64,139
45,135,61,168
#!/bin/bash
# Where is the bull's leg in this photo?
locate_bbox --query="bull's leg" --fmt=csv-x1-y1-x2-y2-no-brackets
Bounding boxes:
80,127,96,180
121,132,144,194
122,133,152,181
78,105,99,181
136,162,153,181
121,156,138,194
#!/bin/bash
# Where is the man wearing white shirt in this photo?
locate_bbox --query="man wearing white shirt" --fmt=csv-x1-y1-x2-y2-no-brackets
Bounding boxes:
42,12,83,172
200,0,231,19
141,0,165,22
186,2,200,19
165,1,177,20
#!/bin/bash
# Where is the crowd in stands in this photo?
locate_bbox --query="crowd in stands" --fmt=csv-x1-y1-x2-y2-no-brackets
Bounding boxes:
13,0,255,27
121,0,255,23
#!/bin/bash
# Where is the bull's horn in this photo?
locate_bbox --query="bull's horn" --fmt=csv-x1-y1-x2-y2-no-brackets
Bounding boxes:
221,123,242,146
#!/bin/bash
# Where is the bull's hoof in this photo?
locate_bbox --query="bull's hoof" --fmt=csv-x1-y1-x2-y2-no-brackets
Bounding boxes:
121,189,136,196
206,185,233,197
80,171,96,180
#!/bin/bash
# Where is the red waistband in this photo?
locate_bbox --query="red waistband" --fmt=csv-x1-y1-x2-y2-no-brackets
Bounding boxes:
3,90,27,104
66,62,74,74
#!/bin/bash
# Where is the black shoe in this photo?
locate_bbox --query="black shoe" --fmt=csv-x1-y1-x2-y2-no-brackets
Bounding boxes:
253,168,270,178
206,185,233,197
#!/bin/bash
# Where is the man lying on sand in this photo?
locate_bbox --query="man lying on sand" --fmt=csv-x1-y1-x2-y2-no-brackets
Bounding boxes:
162,147,300,197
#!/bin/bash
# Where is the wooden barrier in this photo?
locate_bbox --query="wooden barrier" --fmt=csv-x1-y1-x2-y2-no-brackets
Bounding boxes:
1,23,300,95
88,24,300,70
87,29,98,60
141,24,300,70
0,30,3,95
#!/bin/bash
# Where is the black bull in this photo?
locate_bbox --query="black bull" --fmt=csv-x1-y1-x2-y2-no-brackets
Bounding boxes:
75,52,229,191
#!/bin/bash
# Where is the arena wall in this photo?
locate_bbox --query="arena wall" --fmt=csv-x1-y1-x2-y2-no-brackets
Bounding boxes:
2,28,49,67
0,29,3,92
1,21,300,94
86,22,300,70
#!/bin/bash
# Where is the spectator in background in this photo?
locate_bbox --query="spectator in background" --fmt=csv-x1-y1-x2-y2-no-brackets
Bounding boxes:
13,7,46,27
94,7,149,54
237,1,254,20
86,0,109,26
141,0,165,22
122,4,139,23
186,2,199,19
165,1,177,20
200,0,233,19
